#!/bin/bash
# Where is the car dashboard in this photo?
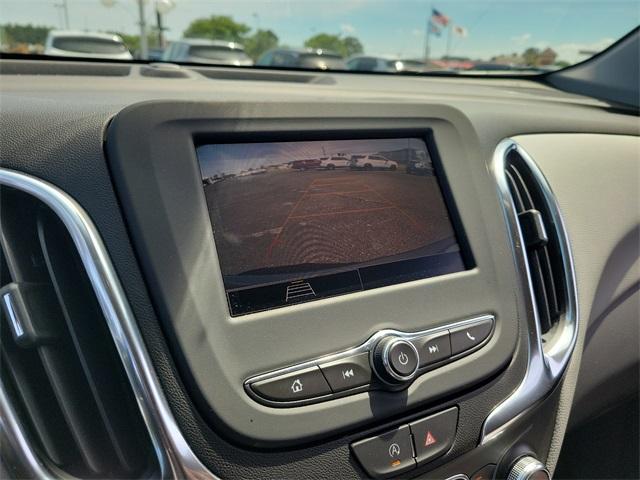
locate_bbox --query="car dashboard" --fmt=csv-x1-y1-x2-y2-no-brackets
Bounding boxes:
0,57,638,480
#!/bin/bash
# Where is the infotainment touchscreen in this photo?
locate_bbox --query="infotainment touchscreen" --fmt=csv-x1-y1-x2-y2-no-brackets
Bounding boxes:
197,138,468,315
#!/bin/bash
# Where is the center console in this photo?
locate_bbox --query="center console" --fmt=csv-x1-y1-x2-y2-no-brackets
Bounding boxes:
105,101,575,478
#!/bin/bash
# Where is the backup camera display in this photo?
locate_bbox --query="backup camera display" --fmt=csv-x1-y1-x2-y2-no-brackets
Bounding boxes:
197,138,466,315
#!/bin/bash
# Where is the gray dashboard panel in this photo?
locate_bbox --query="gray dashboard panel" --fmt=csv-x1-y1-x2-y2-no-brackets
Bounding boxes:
105,102,521,446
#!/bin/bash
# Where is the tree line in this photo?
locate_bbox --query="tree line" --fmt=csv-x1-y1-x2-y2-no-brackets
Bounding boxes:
182,15,363,59
0,24,50,46
0,15,364,60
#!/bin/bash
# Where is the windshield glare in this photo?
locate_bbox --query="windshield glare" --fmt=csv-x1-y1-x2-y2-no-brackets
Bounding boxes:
0,0,637,75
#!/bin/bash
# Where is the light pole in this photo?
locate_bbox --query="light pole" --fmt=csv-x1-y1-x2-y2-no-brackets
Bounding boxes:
100,0,147,58
55,0,70,29
155,0,175,49
136,0,148,59
101,0,174,58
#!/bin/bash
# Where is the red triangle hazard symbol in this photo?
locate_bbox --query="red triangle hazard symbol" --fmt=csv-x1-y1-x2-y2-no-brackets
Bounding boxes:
424,431,437,447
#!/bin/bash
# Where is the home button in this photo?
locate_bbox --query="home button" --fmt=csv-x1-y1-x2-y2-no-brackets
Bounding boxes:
250,366,332,402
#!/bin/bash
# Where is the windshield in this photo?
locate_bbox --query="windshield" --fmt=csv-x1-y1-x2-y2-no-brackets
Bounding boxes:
0,0,637,74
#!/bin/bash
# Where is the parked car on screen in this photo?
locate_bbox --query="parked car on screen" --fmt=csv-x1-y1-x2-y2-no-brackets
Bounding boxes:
203,175,223,185
320,156,352,169
237,168,267,177
257,48,346,70
346,55,426,73
44,31,133,60
350,154,398,170
291,159,322,170
406,160,434,175
162,39,253,66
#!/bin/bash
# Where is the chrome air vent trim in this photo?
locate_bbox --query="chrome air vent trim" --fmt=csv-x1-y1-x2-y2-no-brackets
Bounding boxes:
480,139,578,443
0,168,218,480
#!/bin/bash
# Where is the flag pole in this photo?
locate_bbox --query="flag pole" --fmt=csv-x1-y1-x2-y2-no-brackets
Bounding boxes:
424,6,431,66
445,23,452,59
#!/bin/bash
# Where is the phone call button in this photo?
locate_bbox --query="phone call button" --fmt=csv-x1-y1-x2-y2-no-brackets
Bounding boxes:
449,318,494,355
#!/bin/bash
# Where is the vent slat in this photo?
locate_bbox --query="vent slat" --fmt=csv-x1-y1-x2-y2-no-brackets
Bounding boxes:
0,345,74,466
507,164,535,211
528,250,553,332
505,170,526,213
505,151,567,334
37,211,144,473
538,247,561,319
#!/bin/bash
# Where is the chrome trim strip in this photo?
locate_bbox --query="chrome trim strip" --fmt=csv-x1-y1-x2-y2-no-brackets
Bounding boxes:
480,139,579,443
0,387,52,479
0,168,218,479
2,292,25,340
245,314,495,385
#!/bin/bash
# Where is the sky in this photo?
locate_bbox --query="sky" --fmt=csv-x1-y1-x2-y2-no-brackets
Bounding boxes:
198,138,426,177
1,0,638,62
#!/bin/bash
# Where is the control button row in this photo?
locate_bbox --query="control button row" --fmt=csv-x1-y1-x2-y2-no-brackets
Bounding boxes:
247,316,494,405
351,407,458,478
250,353,373,403
412,318,494,368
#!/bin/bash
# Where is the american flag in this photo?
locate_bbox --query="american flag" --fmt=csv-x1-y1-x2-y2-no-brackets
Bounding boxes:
431,8,450,27
428,21,442,37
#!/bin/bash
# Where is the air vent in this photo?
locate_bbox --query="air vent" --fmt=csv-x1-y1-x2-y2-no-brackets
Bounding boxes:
192,66,337,84
0,186,157,478
482,139,577,442
0,59,132,76
504,149,567,333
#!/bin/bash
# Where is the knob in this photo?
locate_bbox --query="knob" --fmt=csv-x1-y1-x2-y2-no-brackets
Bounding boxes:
372,336,419,384
507,456,550,480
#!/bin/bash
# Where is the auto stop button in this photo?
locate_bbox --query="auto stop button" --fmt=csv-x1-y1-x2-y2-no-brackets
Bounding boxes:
351,424,416,478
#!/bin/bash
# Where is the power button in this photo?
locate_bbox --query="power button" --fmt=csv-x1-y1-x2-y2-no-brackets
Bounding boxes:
373,337,420,384
388,341,419,377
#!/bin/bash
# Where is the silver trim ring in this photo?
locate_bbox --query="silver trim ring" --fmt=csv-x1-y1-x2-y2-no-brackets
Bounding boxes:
480,139,579,443
0,168,219,480
507,456,550,480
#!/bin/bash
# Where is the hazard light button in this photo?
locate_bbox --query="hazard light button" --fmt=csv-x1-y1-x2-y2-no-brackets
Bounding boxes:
409,407,458,466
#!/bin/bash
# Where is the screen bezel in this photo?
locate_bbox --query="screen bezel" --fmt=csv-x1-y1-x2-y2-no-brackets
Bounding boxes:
194,130,474,315
106,102,520,448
